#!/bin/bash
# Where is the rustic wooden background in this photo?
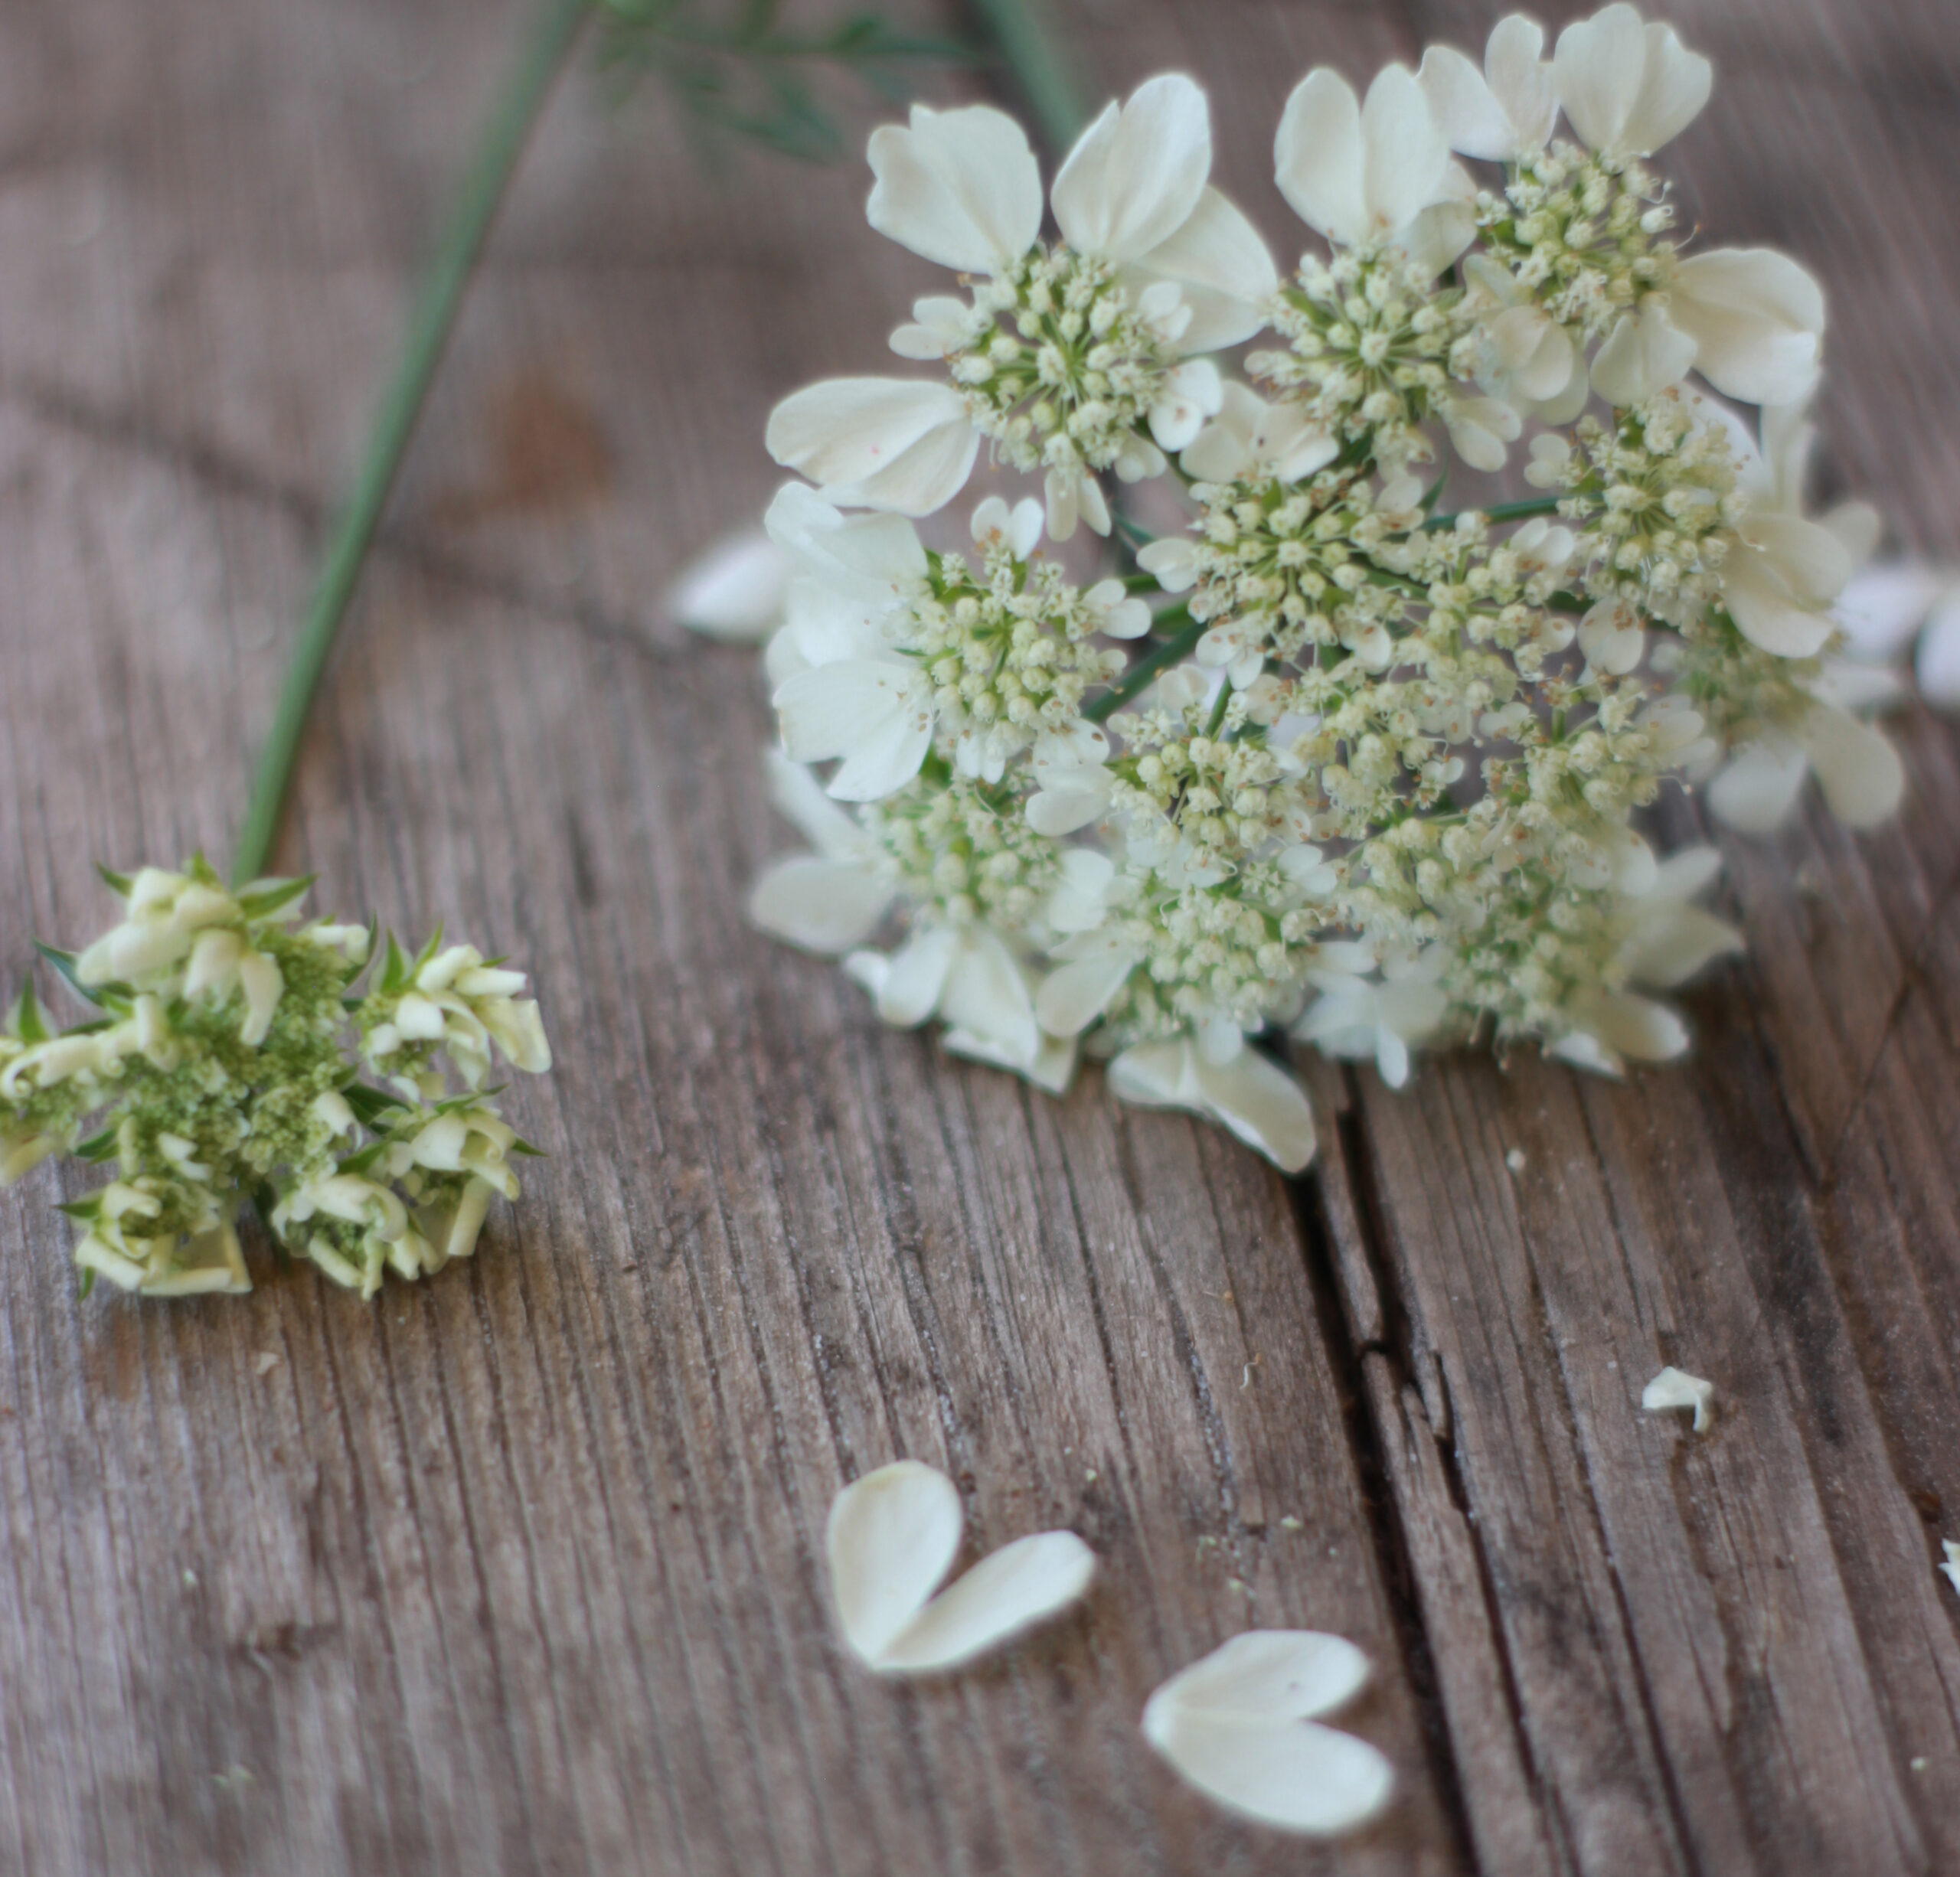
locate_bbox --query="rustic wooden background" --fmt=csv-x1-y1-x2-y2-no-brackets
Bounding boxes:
2,0,1958,1871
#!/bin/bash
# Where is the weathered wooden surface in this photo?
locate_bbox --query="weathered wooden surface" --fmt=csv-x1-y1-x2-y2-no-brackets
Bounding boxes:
1,0,1956,1872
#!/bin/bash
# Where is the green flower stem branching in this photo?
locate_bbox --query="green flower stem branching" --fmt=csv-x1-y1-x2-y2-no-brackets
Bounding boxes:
232,0,595,886
968,0,1087,149
1423,495,1564,531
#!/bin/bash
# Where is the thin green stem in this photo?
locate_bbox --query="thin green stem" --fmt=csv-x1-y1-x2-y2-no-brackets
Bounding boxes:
1423,495,1563,532
233,0,593,885
1085,607,1202,723
966,0,1087,151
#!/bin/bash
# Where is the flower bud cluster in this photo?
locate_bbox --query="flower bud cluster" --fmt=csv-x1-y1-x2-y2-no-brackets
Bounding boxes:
0,859,552,1299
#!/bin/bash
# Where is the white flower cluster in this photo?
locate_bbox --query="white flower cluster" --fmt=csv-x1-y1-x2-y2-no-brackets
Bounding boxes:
0,860,552,1298
697,5,1905,1173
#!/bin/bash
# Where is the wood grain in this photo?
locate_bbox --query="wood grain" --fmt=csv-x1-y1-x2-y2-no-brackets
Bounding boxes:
1,0,1957,1872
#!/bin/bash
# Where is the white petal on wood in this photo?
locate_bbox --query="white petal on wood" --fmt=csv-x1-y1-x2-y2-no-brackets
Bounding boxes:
1052,74,1211,265
1143,1709,1394,1836
1145,1630,1373,1722
1192,1047,1318,1173
865,104,1044,274
826,1461,963,1665
875,1531,1097,1673
1642,1365,1715,1432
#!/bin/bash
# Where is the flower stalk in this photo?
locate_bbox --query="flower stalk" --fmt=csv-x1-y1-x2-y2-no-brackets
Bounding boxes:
232,0,595,885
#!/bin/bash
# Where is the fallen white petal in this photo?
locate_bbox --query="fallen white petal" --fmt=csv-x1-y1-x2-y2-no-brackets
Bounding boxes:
828,1461,1096,1676
1142,1631,1391,1836
1642,1365,1714,1432
876,1531,1097,1673
827,1461,964,1664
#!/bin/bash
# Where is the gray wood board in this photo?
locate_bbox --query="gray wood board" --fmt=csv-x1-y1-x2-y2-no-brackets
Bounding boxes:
0,0,1956,1872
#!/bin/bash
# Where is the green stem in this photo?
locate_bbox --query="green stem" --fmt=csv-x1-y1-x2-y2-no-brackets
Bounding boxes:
1423,495,1563,532
967,0,1088,150
233,0,593,886
1085,607,1203,723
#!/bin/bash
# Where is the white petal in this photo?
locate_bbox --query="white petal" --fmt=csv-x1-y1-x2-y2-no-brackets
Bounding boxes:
877,1531,1096,1672
1723,537,1838,658
1137,536,1200,592
826,1461,962,1664
1417,45,1514,161
766,748,870,860
749,857,894,955
1360,65,1447,237
1077,474,1112,537
866,104,1044,273
875,926,960,1027
766,378,978,517
1553,4,1645,152
1485,15,1559,152
1144,1709,1393,1836
1832,561,1945,661
183,927,242,1000
1672,250,1824,407
237,950,284,1046
940,931,1040,1066
1150,358,1222,452
1128,187,1279,351
1274,70,1367,244
668,529,796,641
1192,1047,1318,1173
763,481,927,602
1052,75,1212,265
1620,905,1745,988
1589,303,1697,406
1396,200,1478,279
1707,738,1810,833
1917,602,1960,710
1146,1630,1374,1722
1642,1365,1714,1432
773,658,916,762
1037,947,1134,1036
1622,21,1713,156
1590,991,1689,1062
1798,701,1904,828
1044,464,1080,542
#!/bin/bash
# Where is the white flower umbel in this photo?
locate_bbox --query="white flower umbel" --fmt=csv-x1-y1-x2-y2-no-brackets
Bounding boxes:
768,76,1274,537
827,1460,1096,1674
1143,1632,1394,1836
726,19,1903,1173
1642,1364,1714,1431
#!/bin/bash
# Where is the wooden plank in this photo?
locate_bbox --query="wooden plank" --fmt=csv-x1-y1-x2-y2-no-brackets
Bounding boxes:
0,0,1468,1872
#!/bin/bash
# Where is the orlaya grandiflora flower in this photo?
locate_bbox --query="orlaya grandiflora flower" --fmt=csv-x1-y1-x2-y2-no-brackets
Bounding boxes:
1106,1020,1318,1174
827,1461,1095,1674
1142,1632,1393,1836
1553,8,1819,408
772,491,1142,801
766,76,1276,539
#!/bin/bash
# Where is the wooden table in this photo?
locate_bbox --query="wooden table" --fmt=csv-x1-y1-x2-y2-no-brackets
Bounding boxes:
2,1,1957,1870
